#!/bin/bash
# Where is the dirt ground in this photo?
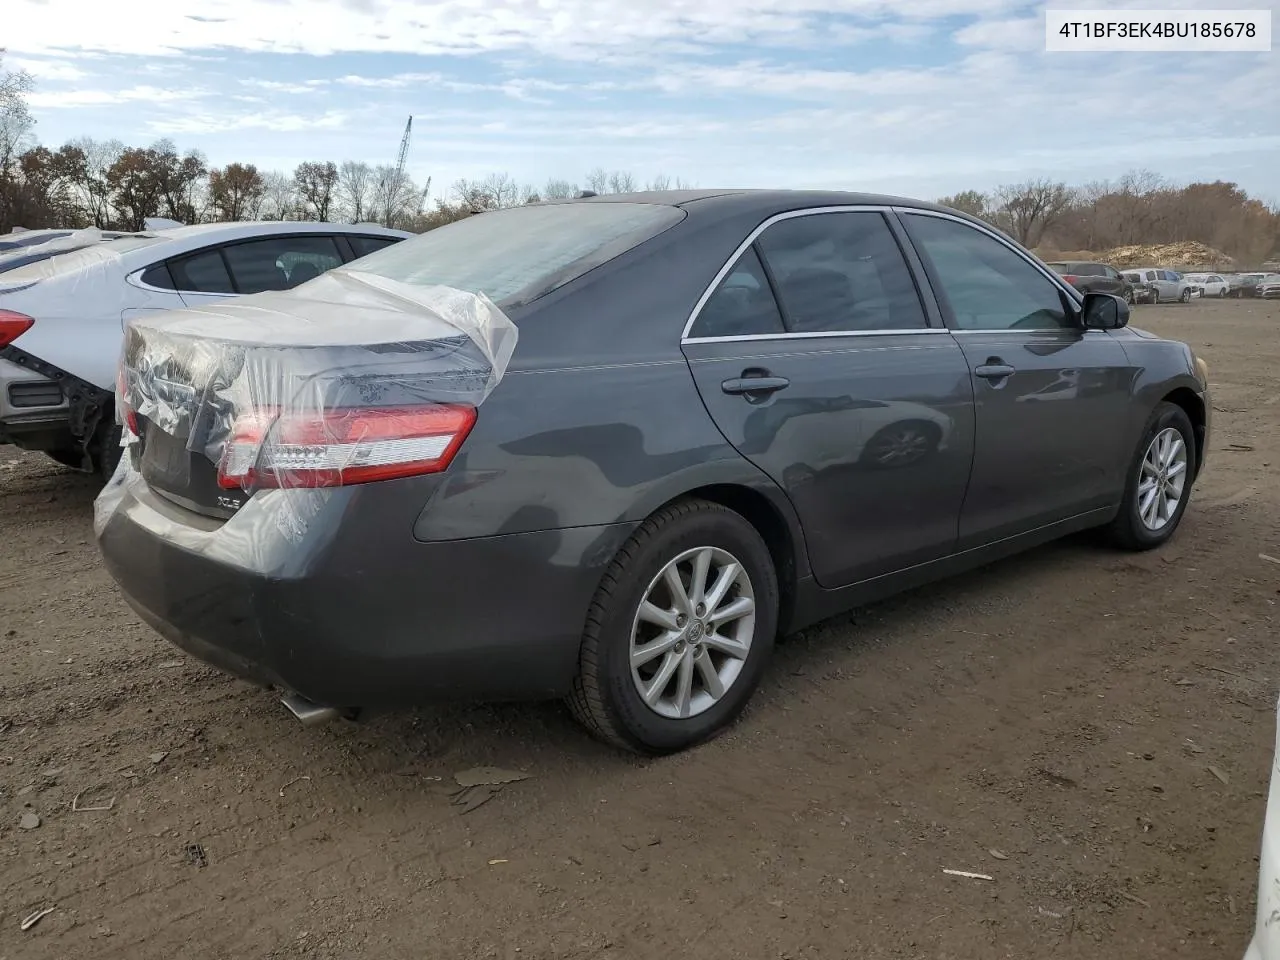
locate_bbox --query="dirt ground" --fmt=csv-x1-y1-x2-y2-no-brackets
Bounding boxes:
2,297,1279,960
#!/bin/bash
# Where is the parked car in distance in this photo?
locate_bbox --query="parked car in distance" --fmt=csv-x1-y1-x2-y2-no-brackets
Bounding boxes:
1258,274,1280,299
1045,261,1135,303
1232,273,1267,298
0,221,414,477
0,228,76,252
1121,271,1158,304
1126,268,1193,303
0,228,144,274
1184,273,1231,298
94,189,1213,756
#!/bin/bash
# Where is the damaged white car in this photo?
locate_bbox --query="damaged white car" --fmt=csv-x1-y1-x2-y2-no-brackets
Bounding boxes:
0,221,413,477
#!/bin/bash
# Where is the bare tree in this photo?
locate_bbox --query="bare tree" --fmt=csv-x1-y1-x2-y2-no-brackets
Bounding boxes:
543,178,579,199
991,179,1074,247
260,170,296,220
606,170,636,194
372,163,420,227
337,160,375,223
0,51,34,172
585,167,609,195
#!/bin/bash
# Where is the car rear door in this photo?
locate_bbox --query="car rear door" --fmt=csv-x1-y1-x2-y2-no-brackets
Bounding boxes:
1099,265,1126,297
897,209,1135,547
148,234,347,309
680,207,975,589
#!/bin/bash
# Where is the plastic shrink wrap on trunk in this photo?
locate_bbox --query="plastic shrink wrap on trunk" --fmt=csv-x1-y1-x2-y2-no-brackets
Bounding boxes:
93,269,518,562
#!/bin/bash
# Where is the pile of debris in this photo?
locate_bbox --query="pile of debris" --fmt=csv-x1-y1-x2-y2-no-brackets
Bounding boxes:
1102,242,1234,270
1037,241,1237,271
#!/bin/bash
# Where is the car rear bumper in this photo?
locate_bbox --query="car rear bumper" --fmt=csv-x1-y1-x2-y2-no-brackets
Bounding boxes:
0,356,69,447
96,474,637,708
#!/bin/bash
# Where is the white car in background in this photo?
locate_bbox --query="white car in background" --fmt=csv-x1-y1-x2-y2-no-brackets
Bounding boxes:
0,221,413,476
1184,273,1231,298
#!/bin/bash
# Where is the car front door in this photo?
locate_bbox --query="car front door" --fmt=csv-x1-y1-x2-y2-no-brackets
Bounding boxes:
681,208,975,588
897,209,1136,547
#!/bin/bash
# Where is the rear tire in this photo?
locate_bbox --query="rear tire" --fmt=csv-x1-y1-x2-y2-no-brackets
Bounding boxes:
1105,402,1195,552
94,423,124,483
568,498,779,755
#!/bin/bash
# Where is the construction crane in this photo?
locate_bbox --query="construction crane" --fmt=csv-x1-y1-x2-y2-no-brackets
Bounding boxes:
393,116,413,186
379,115,415,227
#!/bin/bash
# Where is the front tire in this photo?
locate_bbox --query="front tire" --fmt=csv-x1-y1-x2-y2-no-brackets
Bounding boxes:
568,498,779,755
1180,287,1192,303
1105,402,1195,551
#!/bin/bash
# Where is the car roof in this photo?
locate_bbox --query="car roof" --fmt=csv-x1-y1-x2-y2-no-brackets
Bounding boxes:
565,188,970,218
147,221,414,241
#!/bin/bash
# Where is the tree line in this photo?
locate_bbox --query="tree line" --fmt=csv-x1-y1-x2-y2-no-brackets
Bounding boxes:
943,172,1280,266
3,51,1277,263
0,52,687,234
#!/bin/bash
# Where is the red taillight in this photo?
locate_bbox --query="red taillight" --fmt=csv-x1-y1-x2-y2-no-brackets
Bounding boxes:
116,367,139,436
217,403,477,490
1061,274,1078,285
0,309,34,347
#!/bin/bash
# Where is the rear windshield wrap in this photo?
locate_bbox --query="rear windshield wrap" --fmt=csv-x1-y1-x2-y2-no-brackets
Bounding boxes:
0,235,167,282
342,201,685,307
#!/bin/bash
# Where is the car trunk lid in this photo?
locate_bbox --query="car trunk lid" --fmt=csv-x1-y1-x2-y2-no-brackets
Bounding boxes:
116,269,518,520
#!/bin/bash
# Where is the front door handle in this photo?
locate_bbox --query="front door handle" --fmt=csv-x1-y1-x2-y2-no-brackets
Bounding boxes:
974,362,1015,381
722,368,790,400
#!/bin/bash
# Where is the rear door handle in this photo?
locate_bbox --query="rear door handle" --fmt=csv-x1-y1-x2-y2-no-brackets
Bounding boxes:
974,363,1015,381
722,370,790,398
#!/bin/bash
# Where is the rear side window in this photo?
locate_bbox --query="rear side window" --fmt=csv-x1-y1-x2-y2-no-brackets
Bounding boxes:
169,249,234,294
690,247,785,338
348,235,400,258
140,263,175,289
346,201,684,306
222,235,343,294
755,211,927,333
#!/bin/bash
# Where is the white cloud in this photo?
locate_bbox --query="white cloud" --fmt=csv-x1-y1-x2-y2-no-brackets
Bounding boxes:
5,0,1028,59
954,16,1043,49
147,109,350,136
5,57,88,81
27,85,206,108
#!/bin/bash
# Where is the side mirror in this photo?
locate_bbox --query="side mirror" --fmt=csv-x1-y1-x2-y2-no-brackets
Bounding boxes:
1082,291,1129,330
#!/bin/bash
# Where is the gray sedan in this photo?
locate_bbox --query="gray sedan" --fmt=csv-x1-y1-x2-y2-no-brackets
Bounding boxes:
95,190,1212,755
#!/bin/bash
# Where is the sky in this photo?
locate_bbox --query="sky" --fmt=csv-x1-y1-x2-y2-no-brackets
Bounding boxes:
4,0,1279,205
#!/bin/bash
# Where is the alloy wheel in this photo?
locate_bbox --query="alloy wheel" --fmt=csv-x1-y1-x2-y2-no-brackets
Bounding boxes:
1137,426,1188,532
629,546,756,720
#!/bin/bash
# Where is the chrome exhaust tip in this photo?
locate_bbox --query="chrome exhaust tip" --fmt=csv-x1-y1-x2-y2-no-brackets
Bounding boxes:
280,693,342,727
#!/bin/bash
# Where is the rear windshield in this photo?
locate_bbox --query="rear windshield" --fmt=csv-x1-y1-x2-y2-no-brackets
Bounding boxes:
343,201,685,307
0,235,167,283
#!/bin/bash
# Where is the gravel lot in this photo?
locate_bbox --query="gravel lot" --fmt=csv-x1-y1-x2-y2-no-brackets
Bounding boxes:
2,297,1279,960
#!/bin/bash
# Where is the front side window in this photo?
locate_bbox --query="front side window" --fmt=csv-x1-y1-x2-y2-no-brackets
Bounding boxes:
345,201,684,307
902,214,1073,332
223,235,344,294
754,211,927,333
690,247,785,338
